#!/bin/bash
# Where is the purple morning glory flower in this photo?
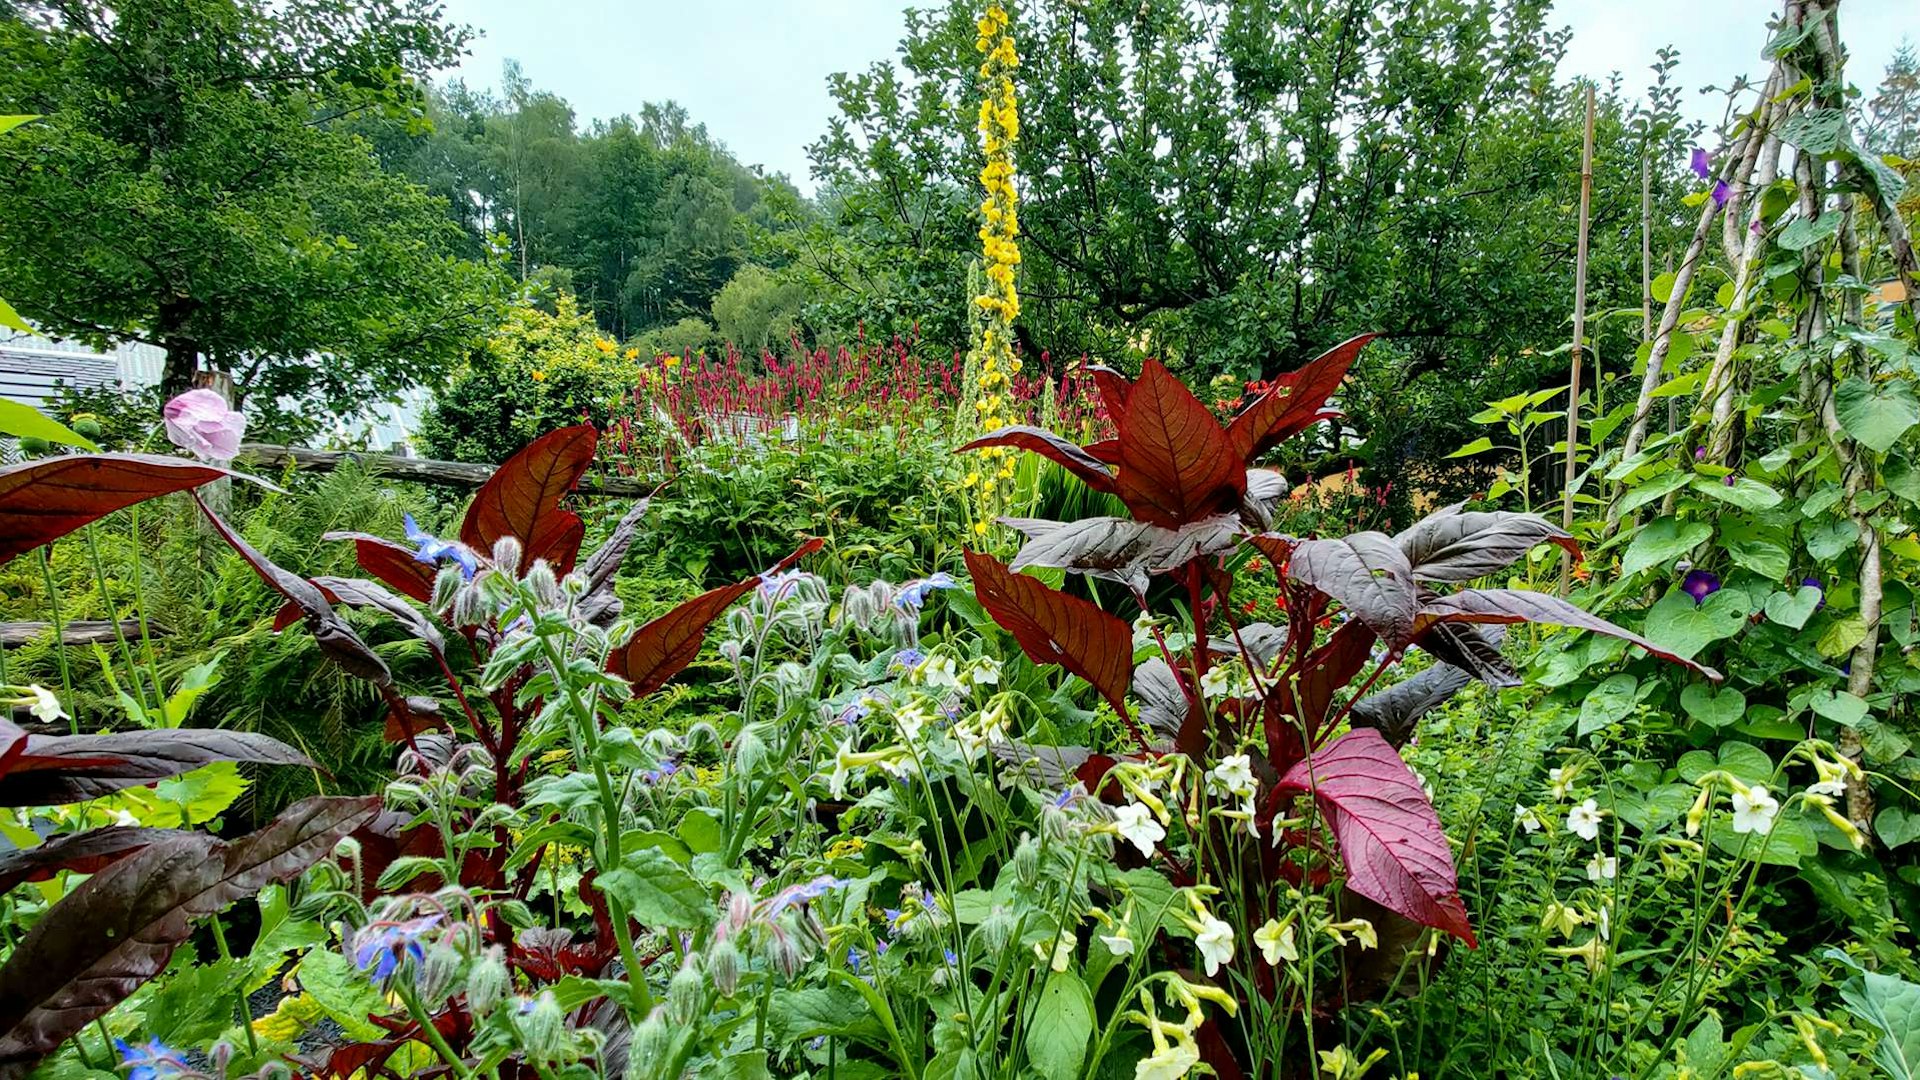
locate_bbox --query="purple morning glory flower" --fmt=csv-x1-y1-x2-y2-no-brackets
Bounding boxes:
114,1038,185,1080
890,648,927,673
403,513,477,579
1681,569,1721,605
352,913,442,983
894,572,958,613
1803,576,1822,590
1690,147,1712,180
1724,474,1737,487
1694,446,1708,461
1710,180,1731,208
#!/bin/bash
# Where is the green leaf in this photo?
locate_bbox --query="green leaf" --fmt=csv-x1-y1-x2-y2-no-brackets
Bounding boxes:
0,115,39,135
1680,683,1746,729
0,296,28,335
1780,108,1847,153
1577,674,1639,736
1689,476,1782,512
1876,807,1920,850
1651,271,1679,304
767,984,886,1045
598,846,713,930
1807,517,1858,562
1026,972,1094,1080
1726,537,1790,580
1817,615,1867,659
0,400,96,451
1446,436,1496,458
1834,376,1920,453
1889,455,1920,504
295,950,388,1041
677,809,723,855
1643,587,1750,660
1617,470,1692,516
1809,688,1868,727
1839,968,1920,1080
1621,519,1712,577
1762,586,1823,629
1777,210,1841,252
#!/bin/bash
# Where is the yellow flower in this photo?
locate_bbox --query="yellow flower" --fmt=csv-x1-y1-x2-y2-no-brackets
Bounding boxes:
663,355,681,369
595,338,615,354
530,369,547,382
624,347,639,360
974,522,991,537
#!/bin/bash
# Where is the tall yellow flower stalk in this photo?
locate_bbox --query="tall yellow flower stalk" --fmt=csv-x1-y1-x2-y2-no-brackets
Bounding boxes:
963,2,1023,541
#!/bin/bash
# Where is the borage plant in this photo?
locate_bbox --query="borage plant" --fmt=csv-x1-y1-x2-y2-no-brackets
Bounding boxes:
0,425,818,1077
960,337,1721,1075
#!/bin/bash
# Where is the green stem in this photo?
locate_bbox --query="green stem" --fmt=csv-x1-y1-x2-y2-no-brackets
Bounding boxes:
84,525,152,718
398,982,473,1080
36,547,76,731
207,915,260,1055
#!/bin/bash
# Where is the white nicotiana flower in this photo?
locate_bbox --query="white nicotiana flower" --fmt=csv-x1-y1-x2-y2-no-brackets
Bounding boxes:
1194,915,1235,976
918,654,959,689
1099,927,1135,957
1514,804,1544,834
1730,785,1780,834
26,685,66,724
1807,777,1846,799
1112,802,1166,857
1585,854,1618,882
1253,918,1297,965
893,699,935,743
1566,798,1605,842
1596,905,1612,942
1210,754,1257,799
1549,766,1576,800
964,656,1001,687
1198,664,1235,700
1131,613,1162,650
1134,1037,1201,1080
829,738,857,799
111,809,140,827
1034,930,1073,972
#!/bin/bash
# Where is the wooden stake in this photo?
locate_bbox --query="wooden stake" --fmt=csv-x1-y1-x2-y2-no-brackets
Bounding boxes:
1560,84,1595,592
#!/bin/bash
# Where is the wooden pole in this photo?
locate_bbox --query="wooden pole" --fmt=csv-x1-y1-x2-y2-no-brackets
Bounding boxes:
1560,84,1596,592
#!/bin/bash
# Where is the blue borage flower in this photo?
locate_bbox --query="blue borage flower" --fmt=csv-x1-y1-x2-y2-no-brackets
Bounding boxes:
758,568,808,601
893,572,957,612
352,912,443,982
890,648,927,673
114,1037,186,1080
403,513,478,579
760,875,849,919
641,759,679,784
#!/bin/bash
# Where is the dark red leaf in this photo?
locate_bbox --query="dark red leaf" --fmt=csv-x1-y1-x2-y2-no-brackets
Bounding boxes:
1393,504,1580,583
1419,588,1723,681
1088,365,1133,424
1132,658,1193,742
577,496,653,626
1115,361,1244,527
1285,619,1377,739
0,454,276,565
1228,334,1375,462
460,425,598,574
384,696,448,743
1285,532,1420,646
1240,467,1289,530
195,496,390,685
958,426,1119,494
1003,514,1239,593
1084,438,1122,464
0,727,313,807
607,538,822,696
0,826,173,894
965,549,1134,718
0,796,378,1068
1276,728,1474,944
321,531,437,604
1351,663,1476,749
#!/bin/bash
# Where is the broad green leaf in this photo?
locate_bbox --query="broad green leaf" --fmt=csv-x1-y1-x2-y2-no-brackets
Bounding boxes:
767,984,886,1045
1712,811,1816,866
0,296,27,334
1762,586,1823,629
1026,972,1094,1080
1649,369,1705,398
598,846,713,929
296,950,388,1041
0,401,94,451
1689,476,1782,512
0,115,38,135
1621,519,1712,577
1617,470,1691,516
1651,271,1679,304
1808,688,1868,727
1817,615,1867,659
1876,807,1920,850
1680,683,1746,728
1643,587,1750,660
1726,537,1790,580
1577,674,1639,735
677,809,723,855
1446,437,1495,458
1806,517,1858,562
1834,376,1919,453
1839,968,1920,1080
1887,455,1920,504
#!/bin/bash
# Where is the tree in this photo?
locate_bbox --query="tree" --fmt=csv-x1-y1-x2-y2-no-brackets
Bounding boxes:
0,0,507,421
1865,41,1919,158
712,264,806,353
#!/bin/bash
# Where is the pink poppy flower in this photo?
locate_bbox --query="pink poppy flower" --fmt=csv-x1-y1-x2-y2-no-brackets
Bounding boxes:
162,389,246,463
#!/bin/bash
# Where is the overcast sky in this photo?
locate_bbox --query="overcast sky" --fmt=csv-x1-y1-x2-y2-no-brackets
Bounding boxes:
436,0,1918,194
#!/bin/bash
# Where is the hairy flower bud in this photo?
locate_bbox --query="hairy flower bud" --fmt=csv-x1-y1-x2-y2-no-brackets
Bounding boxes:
767,927,805,980
666,959,705,1025
734,726,768,775
979,904,1016,952
431,565,464,613
467,946,511,1015
417,941,465,1004
561,571,587,598
491,536,523,576
514,991,566,1063
1013,833,1040,887
626,1014,672,1080
708,938,743,996
524,559,561,608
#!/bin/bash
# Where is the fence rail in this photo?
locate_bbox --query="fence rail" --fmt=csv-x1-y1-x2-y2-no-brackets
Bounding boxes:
236,443,649,497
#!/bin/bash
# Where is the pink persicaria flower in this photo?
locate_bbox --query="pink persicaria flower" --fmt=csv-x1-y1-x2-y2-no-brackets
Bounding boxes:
162,388,247,463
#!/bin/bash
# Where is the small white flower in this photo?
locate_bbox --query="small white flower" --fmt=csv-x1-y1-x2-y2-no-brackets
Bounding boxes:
918,654,959,689
1199,665,1235,700
1566,799,1605,842
964,657,1001,687
1253,918,1297,965
1585,854,1617,881
1130,613,1162,650
26,685,65,724
1549,766,1575,800
828,738,857,799
1514,804,1544,834
1807,777,1846,799
1730,785,1780,835
1099,929,1135,957
1194,915,1235,976
893,699,935,743
1112,802,1166,857
111,809,140,827
1134,1037,1201,1080
1034,930,1073,972
1210,754,1257,798
1596,905,1612,942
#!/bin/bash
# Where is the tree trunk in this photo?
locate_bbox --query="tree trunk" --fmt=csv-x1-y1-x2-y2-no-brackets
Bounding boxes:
156,297,201,400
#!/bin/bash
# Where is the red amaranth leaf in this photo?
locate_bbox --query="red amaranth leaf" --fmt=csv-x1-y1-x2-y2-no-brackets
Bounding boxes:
0,726,312,807
1115,361,1243,527
1418,588,1723,681
1228,334,1374,462
0,827,172,894
965,549,1133,718
0,454,276,565
609,538,823,696
461,425,598,573
321,531,437,604
1088,365,1133,424
1393,504,1579,583
0,796,379,1068
1277,728,1474,944
958,426,1117,494
1285,532,1420,647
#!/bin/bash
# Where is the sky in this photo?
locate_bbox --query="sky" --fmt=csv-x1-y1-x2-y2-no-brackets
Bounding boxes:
435,0,1919,195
